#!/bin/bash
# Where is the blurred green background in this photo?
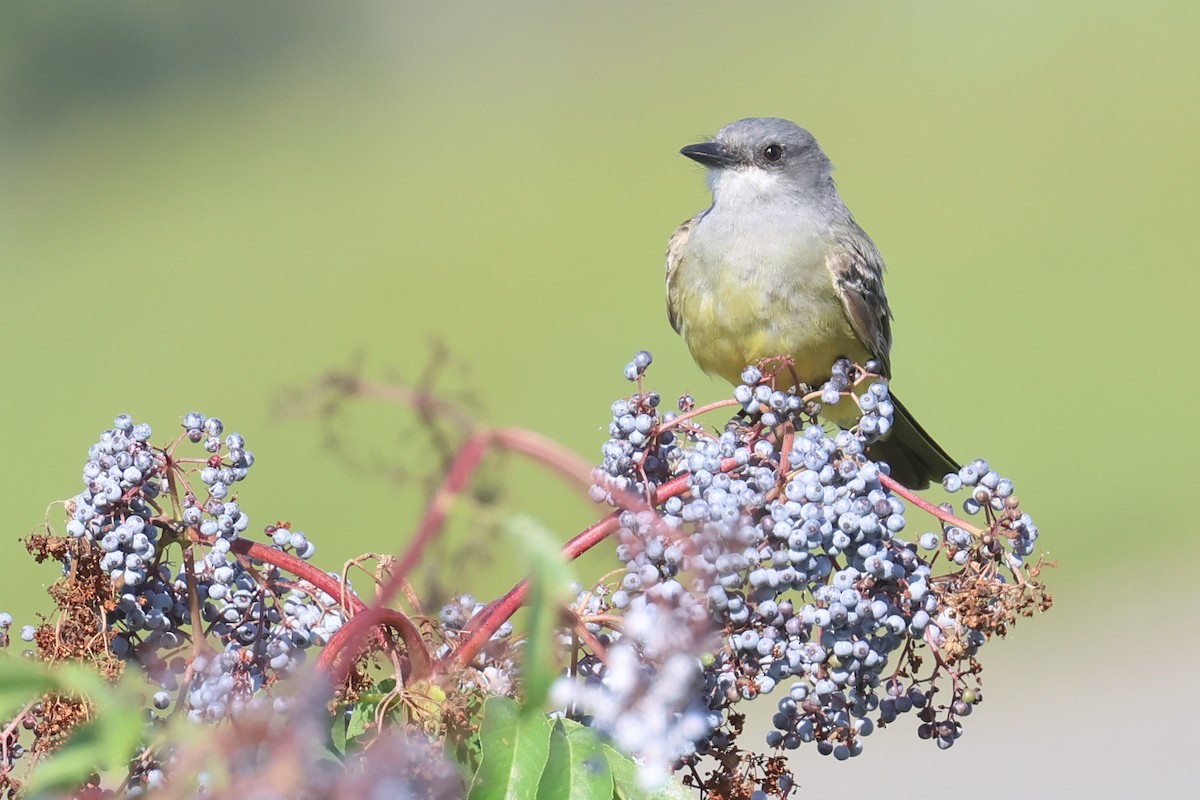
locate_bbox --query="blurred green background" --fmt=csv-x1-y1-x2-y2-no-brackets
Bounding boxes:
2,1,1196,795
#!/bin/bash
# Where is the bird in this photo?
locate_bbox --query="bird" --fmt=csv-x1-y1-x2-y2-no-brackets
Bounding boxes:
665,117,958,489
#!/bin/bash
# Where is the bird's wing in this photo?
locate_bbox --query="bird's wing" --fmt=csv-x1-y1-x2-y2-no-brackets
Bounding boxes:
827,231,894,376
665,213,702,334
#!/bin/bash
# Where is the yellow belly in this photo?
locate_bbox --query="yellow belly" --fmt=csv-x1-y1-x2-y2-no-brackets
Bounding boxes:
675,276,868,389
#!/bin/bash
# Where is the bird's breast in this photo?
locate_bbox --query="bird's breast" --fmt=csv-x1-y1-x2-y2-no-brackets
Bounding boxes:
672,209,865,386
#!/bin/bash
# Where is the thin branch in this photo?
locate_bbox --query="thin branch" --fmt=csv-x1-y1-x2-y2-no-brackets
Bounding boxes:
375,433,490,609
879,474,981,536
316,607,430,685
441,460,739,671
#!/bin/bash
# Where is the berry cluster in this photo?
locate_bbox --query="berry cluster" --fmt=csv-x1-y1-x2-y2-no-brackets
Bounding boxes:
553,584,715,787
943,460,1038,562
1,356,1049,798
594,350,682,500
51,414,350,723
568,353,1049,770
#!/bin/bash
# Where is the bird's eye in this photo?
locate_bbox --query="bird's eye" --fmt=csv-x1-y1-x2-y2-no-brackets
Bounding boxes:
763,144,783,162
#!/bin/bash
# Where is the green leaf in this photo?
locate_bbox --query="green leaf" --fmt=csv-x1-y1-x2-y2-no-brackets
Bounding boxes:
467,696,554,800
26,717,108,793
605,745,650,800
327,703,349,759
96,702,145,775
327,689,388,758
50,662,112,700
604,745,692,800
502,514,575,714
0,660,146,794
0,658,57,718
346,699,373,741
9,663,146,794
536,719,613,800
648,777,695,800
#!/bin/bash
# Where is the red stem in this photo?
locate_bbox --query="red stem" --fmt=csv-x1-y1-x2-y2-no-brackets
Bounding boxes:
489,427,596,491
196,534,369,616
303,434,491,684
878,474,980,535
375,433,490,609
376,427,595,611
441,510,622,670
316,606,430,684
195,534,423,684
441,459,739,671
657,397,740,434
315,425,600,682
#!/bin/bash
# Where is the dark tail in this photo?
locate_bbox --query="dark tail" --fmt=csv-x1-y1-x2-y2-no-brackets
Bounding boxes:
867,393,959,490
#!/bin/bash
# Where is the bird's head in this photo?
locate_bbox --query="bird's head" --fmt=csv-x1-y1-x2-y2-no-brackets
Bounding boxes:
681,117,835,205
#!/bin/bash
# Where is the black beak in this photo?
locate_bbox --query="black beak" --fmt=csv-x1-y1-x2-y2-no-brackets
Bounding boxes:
680,141,737,169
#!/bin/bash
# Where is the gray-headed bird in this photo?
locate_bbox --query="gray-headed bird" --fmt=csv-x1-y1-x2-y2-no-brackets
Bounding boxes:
666,117,957,488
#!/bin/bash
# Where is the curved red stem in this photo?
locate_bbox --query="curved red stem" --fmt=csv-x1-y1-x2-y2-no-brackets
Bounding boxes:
204,534,368,616
441,458,740,671
879,474,980,535
316,607,431,684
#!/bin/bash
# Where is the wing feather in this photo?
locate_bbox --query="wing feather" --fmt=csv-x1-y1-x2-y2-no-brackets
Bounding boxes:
827,230,894,376
665,213,702,334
